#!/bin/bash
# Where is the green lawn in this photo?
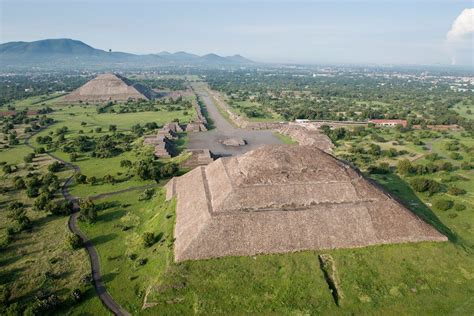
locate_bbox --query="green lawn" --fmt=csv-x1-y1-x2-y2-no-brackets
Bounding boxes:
77,189,176,315
273,132,299,145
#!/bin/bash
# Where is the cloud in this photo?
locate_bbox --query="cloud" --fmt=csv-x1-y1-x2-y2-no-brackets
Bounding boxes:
447,8,474,42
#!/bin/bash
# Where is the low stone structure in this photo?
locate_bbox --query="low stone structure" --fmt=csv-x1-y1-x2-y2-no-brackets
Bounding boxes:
62,73,157,103
185,95,208,132
143,122,184,158
278,124,334,153
166,145,446,262
219,137,247,147
181,149,215,169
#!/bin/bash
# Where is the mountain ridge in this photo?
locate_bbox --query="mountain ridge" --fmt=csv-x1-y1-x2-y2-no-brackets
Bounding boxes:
0,38,255,68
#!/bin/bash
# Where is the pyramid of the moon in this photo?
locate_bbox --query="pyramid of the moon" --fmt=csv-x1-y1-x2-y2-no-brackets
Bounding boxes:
166,145,446,262
62,73,156,103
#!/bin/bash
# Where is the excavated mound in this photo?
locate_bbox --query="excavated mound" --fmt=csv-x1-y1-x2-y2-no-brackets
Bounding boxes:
166,145,447,262
62,73,156,103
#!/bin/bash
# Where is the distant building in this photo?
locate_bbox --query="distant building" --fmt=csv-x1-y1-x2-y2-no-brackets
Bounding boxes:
369,119,407,127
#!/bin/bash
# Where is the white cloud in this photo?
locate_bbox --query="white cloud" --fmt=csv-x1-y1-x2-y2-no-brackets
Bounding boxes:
447,8,474,42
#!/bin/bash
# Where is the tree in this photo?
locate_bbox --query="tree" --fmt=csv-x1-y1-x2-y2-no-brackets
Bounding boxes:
74,173,87,184
48,161,63,172
109,124,117,132
2,164,13,174
397,159,413,175
120,159,132,168
448,186,466,196
139,188,155,201
410,178,441,195
69,152,78,162
34,193,51,211
67,233,83,250
24,153,35,163
79,199,97,223
142,232,155,247
433,199,453,211
14,178,26,190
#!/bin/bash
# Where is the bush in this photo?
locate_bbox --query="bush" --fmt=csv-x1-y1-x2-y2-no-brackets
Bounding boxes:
454,204,466,211
410,178,441,195
368,162,391,174
448,186,466,196
14,178,26,190
138,188,155,201
449,152,463,160
142,232,156,247
67,233,83,250
48,161,63,172
433,199,454,211
24,153,35,163
70,289,82,303
397,159,413,175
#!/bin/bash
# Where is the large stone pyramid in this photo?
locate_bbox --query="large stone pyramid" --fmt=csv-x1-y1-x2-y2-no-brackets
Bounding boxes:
62,73,156,103
166,145,446,262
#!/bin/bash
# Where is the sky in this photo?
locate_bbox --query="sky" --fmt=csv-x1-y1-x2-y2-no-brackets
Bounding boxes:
1,0,473,66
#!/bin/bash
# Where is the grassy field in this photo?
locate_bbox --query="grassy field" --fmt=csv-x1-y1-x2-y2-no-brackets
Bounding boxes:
73,174,474,315
77,189,176,314
1,94,195,314
273,132,299,145
3,92,474,314
455,101,474,120
231,100,282,122
0,150,106,314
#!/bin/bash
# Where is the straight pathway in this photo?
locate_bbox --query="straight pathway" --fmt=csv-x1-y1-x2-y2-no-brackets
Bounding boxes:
188,85,283,156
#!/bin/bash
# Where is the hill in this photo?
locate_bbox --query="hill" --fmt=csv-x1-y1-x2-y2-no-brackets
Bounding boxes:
0,38,255,69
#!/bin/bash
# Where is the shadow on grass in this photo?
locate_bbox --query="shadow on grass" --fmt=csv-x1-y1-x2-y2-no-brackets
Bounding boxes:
89,233,117,246
97,208,126,223
369,173,461,246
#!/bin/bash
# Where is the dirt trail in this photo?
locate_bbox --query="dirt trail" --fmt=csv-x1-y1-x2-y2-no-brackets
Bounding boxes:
24,131,130,316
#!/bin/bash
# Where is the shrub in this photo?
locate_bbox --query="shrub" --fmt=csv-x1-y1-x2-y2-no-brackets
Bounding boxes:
367,162,391,174
397,159,413,175
67,233,83,250
24,153,35,163
74,173,87,184
142,232,156,247
410,178,441,195
425,153,440,161
71,289,82,302
454,204,466,211
138,188,155,201
448,186,466,196
48,161,63,172
449,152,463,160
14,178,26,190
433,199,454,211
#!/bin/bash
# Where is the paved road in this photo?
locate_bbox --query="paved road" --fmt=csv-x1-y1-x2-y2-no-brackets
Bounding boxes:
188,87,283,156
24,131,130,316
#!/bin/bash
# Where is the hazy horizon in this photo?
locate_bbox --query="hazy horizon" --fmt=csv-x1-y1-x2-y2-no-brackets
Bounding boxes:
1,0,473,66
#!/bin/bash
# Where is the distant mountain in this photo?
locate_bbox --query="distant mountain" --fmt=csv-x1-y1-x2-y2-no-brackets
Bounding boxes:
0,38,255,69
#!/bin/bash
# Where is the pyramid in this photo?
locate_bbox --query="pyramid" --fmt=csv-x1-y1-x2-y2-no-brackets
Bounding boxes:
166,145,446,262
62,73,156,103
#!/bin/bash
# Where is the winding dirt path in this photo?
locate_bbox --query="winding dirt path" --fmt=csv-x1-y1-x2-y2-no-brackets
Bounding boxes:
24,131,130,316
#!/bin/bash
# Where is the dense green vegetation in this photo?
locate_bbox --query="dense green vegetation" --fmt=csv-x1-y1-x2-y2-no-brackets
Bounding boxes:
1,69,473,315
208,69,474,131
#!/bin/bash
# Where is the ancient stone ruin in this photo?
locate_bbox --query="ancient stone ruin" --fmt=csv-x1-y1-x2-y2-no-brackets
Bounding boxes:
62,73,157,103
278,124,334,153
143,123,183,158
166,145,447,262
